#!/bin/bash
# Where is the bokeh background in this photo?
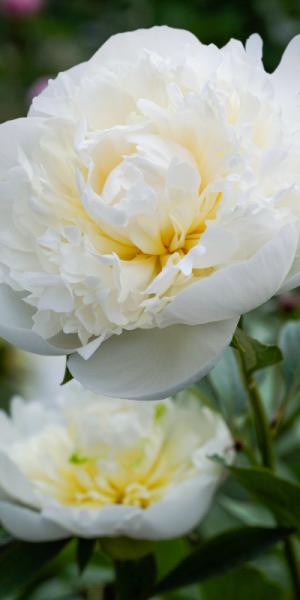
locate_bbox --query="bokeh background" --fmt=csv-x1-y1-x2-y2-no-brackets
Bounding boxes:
1,1,300,599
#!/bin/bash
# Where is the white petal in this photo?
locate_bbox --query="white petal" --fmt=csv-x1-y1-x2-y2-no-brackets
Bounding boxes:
0,285,64,356
68,318,238,400
161,223,298,326
28,62,88,118
0,452,38,508
42,502,142,539
133,476,218,539
272,35,300,97
41,477,218,540
245,34,263,63
0,502,69,541
90,26,201,67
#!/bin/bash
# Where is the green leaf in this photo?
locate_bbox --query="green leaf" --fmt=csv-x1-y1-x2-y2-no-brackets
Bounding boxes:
115,554,156,600
154,526,291,595
76,538,96,574
230,466,300,529
154,538,190,581
231,328,282,374
61,360,73,385
209,347,247,418
200,564,284,600
0,539,69,596
279,321,300,388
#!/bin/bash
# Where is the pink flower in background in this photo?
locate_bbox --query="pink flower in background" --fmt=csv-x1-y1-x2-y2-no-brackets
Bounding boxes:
1,0,44,17
27,76,50,105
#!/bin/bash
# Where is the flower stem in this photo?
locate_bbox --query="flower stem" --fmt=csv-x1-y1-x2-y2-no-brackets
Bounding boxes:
237,352,275,469
235,347,300,598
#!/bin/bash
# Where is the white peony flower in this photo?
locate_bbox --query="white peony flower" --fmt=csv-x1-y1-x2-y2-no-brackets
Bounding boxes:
0,382,233,541
0,27,299,399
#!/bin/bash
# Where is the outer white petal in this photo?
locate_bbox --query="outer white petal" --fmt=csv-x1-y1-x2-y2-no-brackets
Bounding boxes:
0,502,69,541
28,62,88,118
39,476,221,540
272,35,300,97
133,475,218,540
0,285,64,356
0,117,44,171
161,223,298,326
42,502,142,539
0,452,38,507
29,27,201,120
89,26,201,67
68,318,238,400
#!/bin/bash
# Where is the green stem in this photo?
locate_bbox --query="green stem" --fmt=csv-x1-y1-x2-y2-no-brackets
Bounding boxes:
236,348,300,598
283,538,300,599
237,353,275,469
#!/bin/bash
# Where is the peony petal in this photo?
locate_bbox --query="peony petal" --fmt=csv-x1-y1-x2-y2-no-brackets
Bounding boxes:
68,318,238,400
272,35,300,97
245,33,263,63
134,475,218,539
90,26,201,67
0,452,38,508
41,477,219,540
0,285,64,356
0,117,44,171
42,502,142,539
161,223,298,326
28,62,88,118
0,502,69,541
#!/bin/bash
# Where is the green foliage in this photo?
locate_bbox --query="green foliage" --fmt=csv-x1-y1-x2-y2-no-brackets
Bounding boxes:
200,564,284,600
115,554,156,600
231,328,282,375
76,538,96,574
230,466,300,530
0,538,69,597
154,526,291,595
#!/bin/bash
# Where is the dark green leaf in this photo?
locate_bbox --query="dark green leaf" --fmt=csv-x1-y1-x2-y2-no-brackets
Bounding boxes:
279,321,300,388
115,554,156,600
76,538,96,574
231,328,282,374
200,564,284,600
154,538,190,581
209,347,247,417
154,526,290,594
0,539,69,596
230,466,300,529
61,360,73,385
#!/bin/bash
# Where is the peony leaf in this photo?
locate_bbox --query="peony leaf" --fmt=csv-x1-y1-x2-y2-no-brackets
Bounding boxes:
61,360,73,385
231,328,282,374
279,321,300,387
0,539,69,596
200,564,284,600
154,526,291,594
209,347,247,417
230,466,300,529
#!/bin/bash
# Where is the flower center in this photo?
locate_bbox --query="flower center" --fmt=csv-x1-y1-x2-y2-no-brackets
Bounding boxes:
12,420,195,509
82,133,222,265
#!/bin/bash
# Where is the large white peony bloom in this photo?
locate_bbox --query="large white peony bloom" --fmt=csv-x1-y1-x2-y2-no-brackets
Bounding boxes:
0,27,299,399
0,383,233,541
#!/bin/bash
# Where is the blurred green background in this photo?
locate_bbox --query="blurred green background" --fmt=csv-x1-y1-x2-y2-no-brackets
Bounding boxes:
1,0,300,123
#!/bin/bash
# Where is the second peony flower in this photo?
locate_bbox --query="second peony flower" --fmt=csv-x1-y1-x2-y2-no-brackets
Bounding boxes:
0,27,299,398
0,383,233,541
